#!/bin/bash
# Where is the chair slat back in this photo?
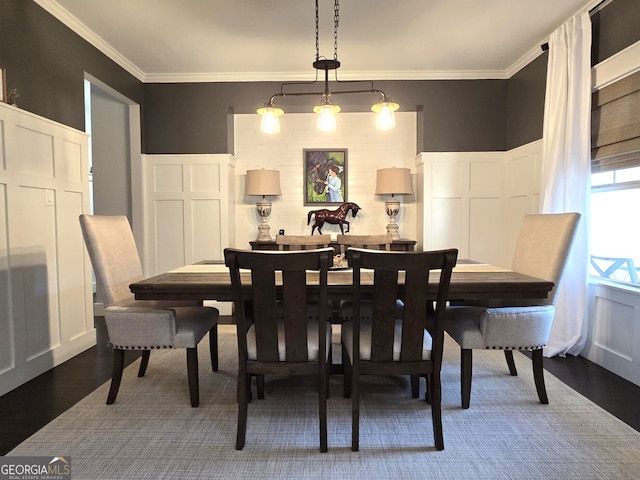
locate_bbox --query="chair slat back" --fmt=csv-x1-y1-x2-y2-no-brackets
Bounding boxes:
276,234,331,250
347,248,458,364
224,248,332,363
337,234,392,251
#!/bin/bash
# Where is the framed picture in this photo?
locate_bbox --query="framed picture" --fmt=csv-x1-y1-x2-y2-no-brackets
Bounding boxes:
303,148,347,205
0,67,6,103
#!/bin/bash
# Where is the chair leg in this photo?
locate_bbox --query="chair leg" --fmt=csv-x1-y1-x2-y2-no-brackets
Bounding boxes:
532,348,549,404
461,348,472,409
342,343,352,398
209,325,219,372
137,350,150,377
106,349,125,405
425,374,431,404
256,375,265,399
187,347,199,407
431,372,444,451
351,366,359,451
504,350,518,376
319,364,328,453
410,375,420,399
236,371,249,450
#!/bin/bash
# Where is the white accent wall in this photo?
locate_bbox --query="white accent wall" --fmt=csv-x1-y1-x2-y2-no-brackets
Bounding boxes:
0,102,95,396
233,112,418,246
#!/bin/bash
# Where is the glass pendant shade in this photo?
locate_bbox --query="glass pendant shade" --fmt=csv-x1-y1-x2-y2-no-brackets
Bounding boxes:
313,103,341,132
257,106,284,134
371,100,399,130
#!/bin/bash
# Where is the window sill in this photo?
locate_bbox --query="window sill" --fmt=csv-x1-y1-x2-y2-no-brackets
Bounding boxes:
589,276,640,294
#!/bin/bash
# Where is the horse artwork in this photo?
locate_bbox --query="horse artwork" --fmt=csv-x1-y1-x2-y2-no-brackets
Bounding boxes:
303,149,347,205
307,202,361,235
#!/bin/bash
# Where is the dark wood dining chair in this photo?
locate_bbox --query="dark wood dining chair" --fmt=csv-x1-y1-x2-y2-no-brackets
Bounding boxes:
336,233,392,251
341,248,458,451
224,247,333,452
276,234,331,250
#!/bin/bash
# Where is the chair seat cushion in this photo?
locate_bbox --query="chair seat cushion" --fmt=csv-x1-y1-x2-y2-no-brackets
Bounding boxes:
445,305,555,350
105,305,218,349
247,320,331,361
341,319,432,361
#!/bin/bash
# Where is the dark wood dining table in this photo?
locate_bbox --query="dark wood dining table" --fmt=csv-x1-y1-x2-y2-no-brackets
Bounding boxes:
129,260,554,304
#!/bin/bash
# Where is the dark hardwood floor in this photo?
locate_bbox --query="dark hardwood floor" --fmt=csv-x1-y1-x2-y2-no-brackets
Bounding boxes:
2,317,640,455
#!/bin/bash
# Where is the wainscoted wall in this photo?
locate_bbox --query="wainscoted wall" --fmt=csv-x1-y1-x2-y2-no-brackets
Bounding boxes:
416,140,542,267
141,154,236,274
232,112,418,248
0,102,94,396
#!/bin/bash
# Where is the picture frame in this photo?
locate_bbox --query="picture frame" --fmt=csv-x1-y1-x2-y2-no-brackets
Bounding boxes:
303,148,348,206
0,67,6,103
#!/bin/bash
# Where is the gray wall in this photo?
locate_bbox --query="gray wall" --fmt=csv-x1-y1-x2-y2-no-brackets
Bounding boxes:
144,79,509,155
2,0,640,157
506,54,548,150
0,0,143,133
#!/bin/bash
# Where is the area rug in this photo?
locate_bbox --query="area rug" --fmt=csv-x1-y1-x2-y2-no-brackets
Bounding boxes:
8,326,640,479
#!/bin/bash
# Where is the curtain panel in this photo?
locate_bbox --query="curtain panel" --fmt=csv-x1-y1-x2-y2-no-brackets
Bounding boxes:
540,11,592,357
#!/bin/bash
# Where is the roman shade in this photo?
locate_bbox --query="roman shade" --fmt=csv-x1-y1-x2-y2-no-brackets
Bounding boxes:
591,69,640,172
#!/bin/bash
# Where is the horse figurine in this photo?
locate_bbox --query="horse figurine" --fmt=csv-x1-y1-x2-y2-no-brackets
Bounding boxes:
307,202,361,235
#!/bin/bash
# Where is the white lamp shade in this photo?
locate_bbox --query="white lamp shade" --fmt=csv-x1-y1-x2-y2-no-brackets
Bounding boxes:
313,103,341,132
375,167,413,195
245,169,282,196
257,106,283,134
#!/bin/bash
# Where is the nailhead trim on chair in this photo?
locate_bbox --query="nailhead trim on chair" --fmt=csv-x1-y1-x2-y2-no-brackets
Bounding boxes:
487,344,546,350
110,344,174,350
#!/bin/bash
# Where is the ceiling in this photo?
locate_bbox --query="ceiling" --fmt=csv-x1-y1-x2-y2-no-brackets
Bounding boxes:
37,0,598,83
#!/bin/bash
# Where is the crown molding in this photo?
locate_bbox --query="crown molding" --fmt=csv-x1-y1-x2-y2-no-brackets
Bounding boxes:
37,0,574,84
144,69,511,83
35,0,145,82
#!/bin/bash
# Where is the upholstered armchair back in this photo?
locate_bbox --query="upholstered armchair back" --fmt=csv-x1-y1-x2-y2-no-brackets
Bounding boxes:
79,214,143,308
510,212,580,305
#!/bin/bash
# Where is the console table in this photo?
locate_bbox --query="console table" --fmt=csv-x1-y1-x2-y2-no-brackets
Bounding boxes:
250,238,416,252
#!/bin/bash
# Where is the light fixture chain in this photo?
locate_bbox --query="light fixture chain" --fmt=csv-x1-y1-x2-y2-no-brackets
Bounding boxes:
315,0,320,61
333,0,339,60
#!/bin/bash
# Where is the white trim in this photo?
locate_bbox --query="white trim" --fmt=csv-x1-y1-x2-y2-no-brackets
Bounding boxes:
35,0,145,81
592,40,640,90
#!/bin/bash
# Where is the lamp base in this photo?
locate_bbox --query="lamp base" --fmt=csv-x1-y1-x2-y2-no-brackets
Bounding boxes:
385,222,400,240
255,199,273,241
384,199,401,240
256,223,272,241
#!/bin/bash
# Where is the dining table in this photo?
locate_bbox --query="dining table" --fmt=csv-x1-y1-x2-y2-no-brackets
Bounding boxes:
129,260,554,304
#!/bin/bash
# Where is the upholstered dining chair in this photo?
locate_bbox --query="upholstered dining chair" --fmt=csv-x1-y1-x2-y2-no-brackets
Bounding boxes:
276,234,331,250
341,248,458,451
445,212,580,408
79,214,219,407
224,247,333,452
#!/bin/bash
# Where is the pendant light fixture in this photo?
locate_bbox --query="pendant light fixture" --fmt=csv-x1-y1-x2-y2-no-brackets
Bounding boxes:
257,0,399,134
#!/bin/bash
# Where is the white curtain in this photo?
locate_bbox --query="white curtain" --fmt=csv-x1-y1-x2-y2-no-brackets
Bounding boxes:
540,11,591,357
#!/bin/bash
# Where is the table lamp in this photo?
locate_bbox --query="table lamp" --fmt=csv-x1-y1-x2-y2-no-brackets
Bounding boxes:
245,169,282,241
374,167,413,240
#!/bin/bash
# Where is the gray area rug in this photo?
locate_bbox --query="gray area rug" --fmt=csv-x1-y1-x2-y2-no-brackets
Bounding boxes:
9,326,640,479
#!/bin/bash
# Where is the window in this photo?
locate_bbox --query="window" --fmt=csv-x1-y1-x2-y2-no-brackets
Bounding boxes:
590,167,640,285
590,70,640,287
